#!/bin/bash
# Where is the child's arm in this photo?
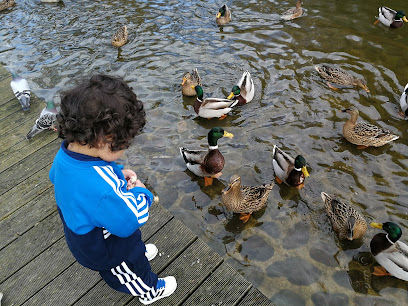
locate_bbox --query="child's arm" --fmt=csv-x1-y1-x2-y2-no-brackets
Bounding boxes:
94,185,154,238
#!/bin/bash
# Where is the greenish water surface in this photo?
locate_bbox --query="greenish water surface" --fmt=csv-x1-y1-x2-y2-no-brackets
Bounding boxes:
1,0,407,305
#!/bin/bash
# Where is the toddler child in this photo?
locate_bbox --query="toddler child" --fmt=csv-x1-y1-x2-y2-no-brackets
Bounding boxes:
49,74,177,305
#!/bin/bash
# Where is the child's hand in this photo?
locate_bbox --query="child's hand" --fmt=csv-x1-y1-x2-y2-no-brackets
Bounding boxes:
122,169,138,190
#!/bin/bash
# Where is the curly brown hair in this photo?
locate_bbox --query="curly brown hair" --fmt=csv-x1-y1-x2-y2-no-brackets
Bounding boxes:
57,74,146,151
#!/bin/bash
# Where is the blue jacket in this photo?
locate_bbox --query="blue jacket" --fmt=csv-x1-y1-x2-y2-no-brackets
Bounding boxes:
49,141,154,271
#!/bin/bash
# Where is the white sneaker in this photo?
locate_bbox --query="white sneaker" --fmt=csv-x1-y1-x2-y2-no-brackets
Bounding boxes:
145,244,158,261
139,276,177,305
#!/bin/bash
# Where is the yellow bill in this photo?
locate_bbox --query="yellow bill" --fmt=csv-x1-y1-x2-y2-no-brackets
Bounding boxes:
223,131,234,138
302,166,310,177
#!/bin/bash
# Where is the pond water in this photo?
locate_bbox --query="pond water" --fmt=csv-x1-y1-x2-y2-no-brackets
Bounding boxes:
1,0,408,304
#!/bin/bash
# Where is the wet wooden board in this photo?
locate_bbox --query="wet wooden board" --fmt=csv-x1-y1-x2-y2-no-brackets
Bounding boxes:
126,238,224,306
64,218,197,306
0,139,60,196
0,164,53,221
182,262,252,306
238,287,274,305
0,212,63,283
0,186,55,250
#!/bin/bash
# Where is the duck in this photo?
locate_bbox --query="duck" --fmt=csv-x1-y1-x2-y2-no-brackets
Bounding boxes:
341,106,399,149
281,0,303,21
315,64,370,92
180,127,233,186
227,71,255,105
216,4,232,25
111,25,128,48
191,85,238,119
181,69,202,96
374,7,408,28
222,174,274,223
27,100,59,140
10,71,31,111
272,145,309,189
370,222,408,281
321,192,367,241
0,0,15,11
400,83,408,117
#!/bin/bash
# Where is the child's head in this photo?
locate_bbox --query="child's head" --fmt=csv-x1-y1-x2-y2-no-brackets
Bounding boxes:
57,74,146,151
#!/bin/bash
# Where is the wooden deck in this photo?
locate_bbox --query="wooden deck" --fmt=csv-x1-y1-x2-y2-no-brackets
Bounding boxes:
0,66,273,306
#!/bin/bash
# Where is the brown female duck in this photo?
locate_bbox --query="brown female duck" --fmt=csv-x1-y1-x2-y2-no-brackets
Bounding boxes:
111,25,128,48
181,69,202,96
321,192,367,241
315,64,369,92
341,106,399,149
222,174,274,223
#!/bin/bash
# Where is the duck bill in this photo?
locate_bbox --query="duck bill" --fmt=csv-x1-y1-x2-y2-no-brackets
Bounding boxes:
403,16,408,22
227,92,234,99
181,78,186,85
347,230,354,241
364,86,370,93
301,166,310,177
223,131,234,138
216,12,221,18
370,222,383,229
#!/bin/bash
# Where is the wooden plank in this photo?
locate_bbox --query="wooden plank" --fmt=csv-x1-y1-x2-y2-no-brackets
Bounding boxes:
72,281,129,306
0,164,53,221
74,217,196,306
0,211,63,283
0,97,18,121
0,238,75,306
182,262,252,306
0,131,58,173
0,96,48,149
0,187,55,250
147,218,197,274
0,75,15,106
0,65,10,81
21,261,101,306
127,239,224,306
0,139,60,196
140,202,174,241
238,287,275,306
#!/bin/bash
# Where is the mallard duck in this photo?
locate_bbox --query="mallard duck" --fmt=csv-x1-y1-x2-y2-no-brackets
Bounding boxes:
321,192,367,241
227,71,255,105
26,100,58,140
315,64,370,92
370,222,408,281
180,127,234,186
191,85,238,119
341,106,399,149
216,4,231,25
272,145,309,189
10,71,31,111
0,0,15,11
374,7,408,28
181,69,202,96
281,0,303,21
111,25,128,48
400,83,408,117
222,174,274,223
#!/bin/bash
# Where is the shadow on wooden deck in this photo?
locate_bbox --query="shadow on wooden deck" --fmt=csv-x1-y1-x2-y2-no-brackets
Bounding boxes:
0,66,273,306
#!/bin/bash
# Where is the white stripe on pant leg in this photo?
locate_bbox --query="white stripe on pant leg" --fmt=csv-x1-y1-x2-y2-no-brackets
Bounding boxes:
116,266,132,283
121,262,152,291
111,264,143,296
125,282,138,296
111,267,126,284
